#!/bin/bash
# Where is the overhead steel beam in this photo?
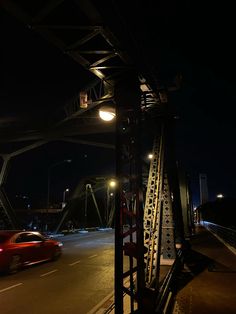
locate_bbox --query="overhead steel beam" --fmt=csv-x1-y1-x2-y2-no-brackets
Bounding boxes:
32,0,65,23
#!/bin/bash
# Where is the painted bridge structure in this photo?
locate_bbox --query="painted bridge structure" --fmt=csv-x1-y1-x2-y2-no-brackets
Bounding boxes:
0,2,215,313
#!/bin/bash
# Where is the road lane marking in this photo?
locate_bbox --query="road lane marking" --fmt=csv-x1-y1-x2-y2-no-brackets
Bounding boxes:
40,269,58,277
88,254,98,259
0,283,23,293
69,260,81,266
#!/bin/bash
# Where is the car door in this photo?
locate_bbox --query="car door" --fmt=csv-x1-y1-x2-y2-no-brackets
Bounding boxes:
14,233,38,265
24,233,47,262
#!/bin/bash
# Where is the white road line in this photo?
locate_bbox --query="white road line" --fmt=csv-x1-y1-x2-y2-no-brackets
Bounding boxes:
0,283,23,293
88,254,98,259
69,260,81,266
40,269,58,277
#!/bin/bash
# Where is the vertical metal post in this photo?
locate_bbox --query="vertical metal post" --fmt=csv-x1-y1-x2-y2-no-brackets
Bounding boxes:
115,100,123,314
106,185,110,226
84,184,88,229
114,72,145,313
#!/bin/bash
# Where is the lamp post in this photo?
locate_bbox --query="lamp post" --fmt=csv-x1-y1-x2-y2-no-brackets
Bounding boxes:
47,159,71,210
106,179,117,225
62,188,70,209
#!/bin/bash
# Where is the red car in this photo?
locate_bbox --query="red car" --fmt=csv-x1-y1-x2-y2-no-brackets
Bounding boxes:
0,230,63,274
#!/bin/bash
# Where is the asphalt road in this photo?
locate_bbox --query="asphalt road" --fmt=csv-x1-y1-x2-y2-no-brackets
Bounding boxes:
0,229,115,314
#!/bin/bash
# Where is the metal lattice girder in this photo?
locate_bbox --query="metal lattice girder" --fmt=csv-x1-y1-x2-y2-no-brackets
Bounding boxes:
161,174,176,263
143,133,164,287
143,128,177,288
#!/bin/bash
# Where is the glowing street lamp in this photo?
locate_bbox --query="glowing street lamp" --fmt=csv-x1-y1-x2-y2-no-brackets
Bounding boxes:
148,153,153,160
99,106,116,121
216,193,224,199
109,179,117,188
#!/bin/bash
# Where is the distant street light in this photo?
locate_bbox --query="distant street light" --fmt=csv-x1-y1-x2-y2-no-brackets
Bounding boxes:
216,193,224,199
109,179,117,188
62,188,70,209
47,159,72,209
148,153,153,160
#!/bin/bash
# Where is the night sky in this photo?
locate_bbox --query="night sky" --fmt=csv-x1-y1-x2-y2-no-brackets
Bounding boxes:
1,1,236,207
167,2,236,203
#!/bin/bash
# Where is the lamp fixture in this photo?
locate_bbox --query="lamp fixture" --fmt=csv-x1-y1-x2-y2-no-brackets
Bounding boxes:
108,179,117,188
99,106,116,121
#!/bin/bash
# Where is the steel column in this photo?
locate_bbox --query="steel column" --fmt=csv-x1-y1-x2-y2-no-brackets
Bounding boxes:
114,72,145,313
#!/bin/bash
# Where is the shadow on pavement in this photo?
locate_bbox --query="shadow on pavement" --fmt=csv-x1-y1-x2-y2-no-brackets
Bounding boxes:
173,248,212,292
208,261,236,273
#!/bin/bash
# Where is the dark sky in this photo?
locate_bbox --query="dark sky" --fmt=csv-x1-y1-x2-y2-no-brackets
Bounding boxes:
142,0,236,204
6,142,115,208
1,1,236,207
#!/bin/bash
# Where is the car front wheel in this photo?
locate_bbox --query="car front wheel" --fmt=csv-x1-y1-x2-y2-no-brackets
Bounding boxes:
51,247,61,261
8,255,21,274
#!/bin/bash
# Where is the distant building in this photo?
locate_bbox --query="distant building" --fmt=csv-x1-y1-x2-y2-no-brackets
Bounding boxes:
199,173,208,205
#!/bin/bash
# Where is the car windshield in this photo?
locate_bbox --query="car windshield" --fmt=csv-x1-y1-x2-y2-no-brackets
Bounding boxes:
40,232,49,239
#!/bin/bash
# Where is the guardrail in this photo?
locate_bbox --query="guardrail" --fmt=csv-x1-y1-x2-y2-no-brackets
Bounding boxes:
155,249,183,313
202,221,236,250
103,249,184,314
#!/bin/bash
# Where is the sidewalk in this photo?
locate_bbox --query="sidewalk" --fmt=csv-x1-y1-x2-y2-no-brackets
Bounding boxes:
172,225,236,314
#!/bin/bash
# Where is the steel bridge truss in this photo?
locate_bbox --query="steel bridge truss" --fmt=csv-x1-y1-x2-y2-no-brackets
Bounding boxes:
143,132,176,289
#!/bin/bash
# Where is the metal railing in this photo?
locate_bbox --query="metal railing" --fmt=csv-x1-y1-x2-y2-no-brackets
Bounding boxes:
155,249,183,313
202,221,236,250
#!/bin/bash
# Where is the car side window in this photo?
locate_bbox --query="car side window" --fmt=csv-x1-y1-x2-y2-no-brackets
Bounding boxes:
15,233,43,243
27,234,43,242
15,234,25,243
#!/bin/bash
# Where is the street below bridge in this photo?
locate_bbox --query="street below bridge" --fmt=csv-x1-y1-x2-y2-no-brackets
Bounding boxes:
0,230,115,314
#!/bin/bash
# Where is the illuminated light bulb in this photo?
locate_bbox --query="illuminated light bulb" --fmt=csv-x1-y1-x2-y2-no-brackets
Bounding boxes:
99,106,116,121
